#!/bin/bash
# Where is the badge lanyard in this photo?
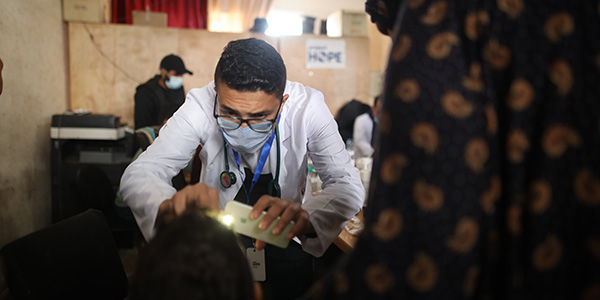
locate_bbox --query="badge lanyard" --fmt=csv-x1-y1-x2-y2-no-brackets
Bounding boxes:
232,118,280,205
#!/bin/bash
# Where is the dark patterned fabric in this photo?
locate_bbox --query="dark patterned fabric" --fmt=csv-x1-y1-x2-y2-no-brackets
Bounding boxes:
308,0,600,299
365,0,402,34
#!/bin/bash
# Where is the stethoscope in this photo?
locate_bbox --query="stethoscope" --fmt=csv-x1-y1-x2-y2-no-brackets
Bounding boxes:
219,125,281,198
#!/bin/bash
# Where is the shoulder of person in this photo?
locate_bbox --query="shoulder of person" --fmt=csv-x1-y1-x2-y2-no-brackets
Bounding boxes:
136,75,161,93
185,81,216,104
284,81,325,107
173,82,217,121
356,112,371,121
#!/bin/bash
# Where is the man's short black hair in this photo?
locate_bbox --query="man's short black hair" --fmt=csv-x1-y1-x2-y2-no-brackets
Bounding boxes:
129,209,255,300
214,38,286,99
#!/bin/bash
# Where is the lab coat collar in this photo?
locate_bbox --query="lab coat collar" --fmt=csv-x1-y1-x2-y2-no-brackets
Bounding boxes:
269,82,292,188
278,81,292,145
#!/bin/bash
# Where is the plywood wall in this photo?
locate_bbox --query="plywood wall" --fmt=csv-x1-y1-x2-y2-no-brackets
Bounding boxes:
68,23,369,126
278,35,370,116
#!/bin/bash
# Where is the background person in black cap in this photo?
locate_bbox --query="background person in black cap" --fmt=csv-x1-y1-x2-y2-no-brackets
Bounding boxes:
134,54,193,129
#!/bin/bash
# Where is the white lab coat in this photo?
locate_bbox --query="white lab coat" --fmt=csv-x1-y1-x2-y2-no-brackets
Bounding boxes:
120,81,364,257
353,112,375,158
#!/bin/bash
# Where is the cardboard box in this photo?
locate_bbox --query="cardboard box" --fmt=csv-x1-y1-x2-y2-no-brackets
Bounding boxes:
132,11,168,27
63,0,111,23
327,10,368,37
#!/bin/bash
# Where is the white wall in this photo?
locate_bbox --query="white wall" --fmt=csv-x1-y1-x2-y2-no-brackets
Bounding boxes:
270,0,365,19
0,0,68,247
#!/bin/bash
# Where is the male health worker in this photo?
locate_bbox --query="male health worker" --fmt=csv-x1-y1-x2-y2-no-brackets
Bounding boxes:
120,38,364,300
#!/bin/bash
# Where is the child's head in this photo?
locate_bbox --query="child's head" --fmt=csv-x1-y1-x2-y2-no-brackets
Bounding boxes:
130,208,256,300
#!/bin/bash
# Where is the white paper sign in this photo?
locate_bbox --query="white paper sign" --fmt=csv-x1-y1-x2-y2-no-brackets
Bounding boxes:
306,39,346,69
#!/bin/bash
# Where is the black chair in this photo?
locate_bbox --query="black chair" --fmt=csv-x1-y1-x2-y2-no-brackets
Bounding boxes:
76,165,115,215
0,209,129,300
75,165,141,249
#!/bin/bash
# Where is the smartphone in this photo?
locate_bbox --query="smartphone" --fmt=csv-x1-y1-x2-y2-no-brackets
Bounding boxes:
223,201,294,248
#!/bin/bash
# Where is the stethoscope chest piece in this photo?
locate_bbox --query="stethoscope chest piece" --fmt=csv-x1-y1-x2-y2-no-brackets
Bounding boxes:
220,171,237,188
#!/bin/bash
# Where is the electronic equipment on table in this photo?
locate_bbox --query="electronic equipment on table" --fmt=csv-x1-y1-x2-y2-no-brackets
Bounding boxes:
51,113,126,140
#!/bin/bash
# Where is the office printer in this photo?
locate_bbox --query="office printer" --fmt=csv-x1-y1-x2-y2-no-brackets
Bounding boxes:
49,114,134,223
50,113,126,140
50,113,133,164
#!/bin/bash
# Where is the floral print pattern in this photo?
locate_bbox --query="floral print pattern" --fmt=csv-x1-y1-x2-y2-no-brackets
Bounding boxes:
309,0,600,299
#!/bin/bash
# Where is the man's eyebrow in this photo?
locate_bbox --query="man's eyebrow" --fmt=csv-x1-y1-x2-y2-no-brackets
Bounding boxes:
247,108,275,118
220,104,275,118
219,104,240,115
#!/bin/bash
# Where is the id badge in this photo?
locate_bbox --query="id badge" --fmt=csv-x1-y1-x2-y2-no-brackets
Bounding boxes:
246,247,266,281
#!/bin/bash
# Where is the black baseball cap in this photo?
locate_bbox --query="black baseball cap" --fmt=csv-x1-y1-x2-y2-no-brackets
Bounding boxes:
160,54,193,75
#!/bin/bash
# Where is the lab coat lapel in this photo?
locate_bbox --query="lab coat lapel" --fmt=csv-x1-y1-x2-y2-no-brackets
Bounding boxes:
202,132,225,173
271,100,291,193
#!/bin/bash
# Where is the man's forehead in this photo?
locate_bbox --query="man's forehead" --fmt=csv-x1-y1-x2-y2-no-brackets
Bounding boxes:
216,86,278,101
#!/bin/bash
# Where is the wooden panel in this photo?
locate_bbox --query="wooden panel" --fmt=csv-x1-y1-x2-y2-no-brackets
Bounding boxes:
278,34,370,116
70,23,181,127
70,23,117,115
113,25,179,127
68,23,370,126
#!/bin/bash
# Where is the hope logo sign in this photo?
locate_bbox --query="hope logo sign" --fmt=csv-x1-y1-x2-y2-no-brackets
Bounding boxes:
306,39,346,69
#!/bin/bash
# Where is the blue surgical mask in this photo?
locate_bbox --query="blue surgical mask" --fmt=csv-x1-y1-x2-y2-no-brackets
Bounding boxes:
221,125,272,154
165,75,183,90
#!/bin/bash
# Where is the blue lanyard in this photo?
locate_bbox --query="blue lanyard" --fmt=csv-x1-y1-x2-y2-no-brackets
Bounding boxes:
232,119,279,205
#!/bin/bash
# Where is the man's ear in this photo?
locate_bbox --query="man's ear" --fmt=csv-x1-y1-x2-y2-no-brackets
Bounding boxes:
282,94,289,105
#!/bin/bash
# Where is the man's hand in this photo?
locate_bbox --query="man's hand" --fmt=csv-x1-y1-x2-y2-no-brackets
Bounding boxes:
251,195,314,250
156,183,219,228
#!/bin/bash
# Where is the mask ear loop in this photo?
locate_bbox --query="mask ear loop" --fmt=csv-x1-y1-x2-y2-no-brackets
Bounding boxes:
220,139,237,188
267,124,281,197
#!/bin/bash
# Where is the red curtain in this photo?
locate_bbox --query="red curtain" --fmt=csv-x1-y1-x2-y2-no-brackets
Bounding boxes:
112,0,207,29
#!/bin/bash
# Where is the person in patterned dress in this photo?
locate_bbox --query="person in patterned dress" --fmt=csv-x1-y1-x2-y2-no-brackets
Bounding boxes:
307,0,600,299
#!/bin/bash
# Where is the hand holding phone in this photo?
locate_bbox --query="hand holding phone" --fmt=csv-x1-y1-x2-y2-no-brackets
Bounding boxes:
224,201,294,248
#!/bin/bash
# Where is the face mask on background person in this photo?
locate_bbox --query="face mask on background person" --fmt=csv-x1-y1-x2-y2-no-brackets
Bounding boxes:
220,121,272,154
165,75,183,90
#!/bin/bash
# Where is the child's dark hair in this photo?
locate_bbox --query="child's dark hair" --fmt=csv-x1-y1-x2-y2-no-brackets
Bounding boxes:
130,209,255,300
214,38,286,99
